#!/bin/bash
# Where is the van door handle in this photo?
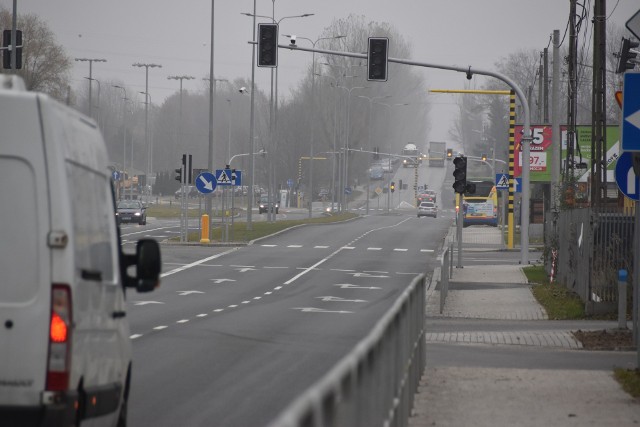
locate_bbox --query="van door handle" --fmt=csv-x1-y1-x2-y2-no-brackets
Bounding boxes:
112,311,127,319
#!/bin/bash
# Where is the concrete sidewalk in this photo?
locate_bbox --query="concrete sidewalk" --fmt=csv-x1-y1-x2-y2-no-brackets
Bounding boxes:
409,226,640,427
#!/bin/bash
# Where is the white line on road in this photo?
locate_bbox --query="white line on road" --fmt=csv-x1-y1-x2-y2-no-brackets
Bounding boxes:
161,248,238,278
153,326,168,330
176,319,189,324
130,334,143,340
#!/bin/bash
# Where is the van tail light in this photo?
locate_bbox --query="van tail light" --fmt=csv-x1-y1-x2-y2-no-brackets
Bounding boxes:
46,284,72,391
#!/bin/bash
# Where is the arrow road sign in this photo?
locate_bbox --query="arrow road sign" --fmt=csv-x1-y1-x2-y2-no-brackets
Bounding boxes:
195,171,216,194
210,278,236,284
615,151,640,201
133,301,165,306
316,296,368,303
335,284,382,290
622,72,640,152
292,307,354,314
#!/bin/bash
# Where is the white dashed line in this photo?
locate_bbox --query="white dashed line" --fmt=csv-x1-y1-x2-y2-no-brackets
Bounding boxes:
130,334,143,340
214,309,224,312
253,296,262,300
274,286,283,290
420,249,435,253
242,301,251,304
314,245,329,248
393,248,408,252
264,291,273,295
197,314,208,318
261,244,277,247
264,266,289,269
287,245,303,248
153,326,168,330
177,319,189,324
342,246,355,250
367,247,382,251
228,305,238,308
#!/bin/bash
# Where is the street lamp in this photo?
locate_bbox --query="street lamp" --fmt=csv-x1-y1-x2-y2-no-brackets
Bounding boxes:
242,11,314,222
113,85,129,199
132,62,162,202
336,85,368,211
75,58,106,118
168,75,195,166
357,94,391,214
284,34,345,218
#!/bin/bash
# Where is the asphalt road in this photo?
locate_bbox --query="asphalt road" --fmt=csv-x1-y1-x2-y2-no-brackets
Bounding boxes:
124,212,450,426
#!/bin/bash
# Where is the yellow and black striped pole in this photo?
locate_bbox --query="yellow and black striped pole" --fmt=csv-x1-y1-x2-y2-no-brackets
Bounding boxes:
508,90,516,249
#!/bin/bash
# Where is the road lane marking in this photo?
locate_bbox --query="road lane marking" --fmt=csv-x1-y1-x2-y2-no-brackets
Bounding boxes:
213,309,225,312
261,244,277,247
133,301,164,306
367,247,382,251
211,278,236,284
314,245,329,248
161,248,238,278
316,296,368,303
228,305,238,308
393,248,408,252
335,284,382,290
292,307,353,314
153,326,168,330
420,249,435,253
197,314,208,317
264,291,272,295
287,245,303,248
176,319,189,324
177,290,204,296
130,334,143,340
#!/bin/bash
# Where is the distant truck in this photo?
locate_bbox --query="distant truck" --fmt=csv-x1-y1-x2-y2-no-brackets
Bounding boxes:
428,141,446,167
402,143,420,168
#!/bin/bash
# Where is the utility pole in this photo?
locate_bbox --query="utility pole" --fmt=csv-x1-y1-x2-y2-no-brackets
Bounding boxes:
591,0,607,207
538,55,543,123
551,30,561,215
566,0,577,177
543,47,549,124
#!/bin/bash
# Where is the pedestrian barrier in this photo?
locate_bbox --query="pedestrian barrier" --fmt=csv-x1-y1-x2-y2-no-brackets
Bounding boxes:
267,274,426,427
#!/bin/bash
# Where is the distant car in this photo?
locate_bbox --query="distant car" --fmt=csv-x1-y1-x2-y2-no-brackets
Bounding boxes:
424,189,437,202
116,199,147,225
259,196,279,214
417,193,435,206
174,185,198,199
417,201,437,218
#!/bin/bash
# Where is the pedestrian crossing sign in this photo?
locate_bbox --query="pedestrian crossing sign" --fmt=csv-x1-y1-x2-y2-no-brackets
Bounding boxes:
215,169,242,186
496,173,510,190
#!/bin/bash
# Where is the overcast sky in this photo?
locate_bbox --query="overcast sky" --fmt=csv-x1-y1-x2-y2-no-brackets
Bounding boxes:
5,0,639,140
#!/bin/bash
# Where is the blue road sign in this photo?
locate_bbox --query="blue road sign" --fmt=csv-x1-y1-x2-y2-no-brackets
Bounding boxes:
513,177,522,193
495,173,509,190
344,186,352,195
615,152,640,201
195,171,216,194
215,169,242,186
287,178,294,189
622,72,640,152
112,171,120,181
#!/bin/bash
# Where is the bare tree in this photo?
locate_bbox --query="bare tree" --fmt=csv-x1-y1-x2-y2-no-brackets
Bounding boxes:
0,7,72,101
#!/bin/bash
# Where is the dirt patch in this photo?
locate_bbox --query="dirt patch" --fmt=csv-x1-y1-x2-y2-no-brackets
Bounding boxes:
573,329,635,351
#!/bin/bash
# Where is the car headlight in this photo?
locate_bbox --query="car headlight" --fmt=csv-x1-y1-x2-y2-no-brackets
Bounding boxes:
134,212,141,216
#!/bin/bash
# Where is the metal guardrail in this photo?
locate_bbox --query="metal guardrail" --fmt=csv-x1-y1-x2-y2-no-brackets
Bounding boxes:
267,274,426,427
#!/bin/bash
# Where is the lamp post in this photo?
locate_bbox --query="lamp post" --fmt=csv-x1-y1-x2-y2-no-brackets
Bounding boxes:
242,11,314,222
132,62,162,202
75,58,106,118
357,94,391,214
373,101,410,213
284,34,345,218
336,85,368,211
113,85,129,199
167,75,195,168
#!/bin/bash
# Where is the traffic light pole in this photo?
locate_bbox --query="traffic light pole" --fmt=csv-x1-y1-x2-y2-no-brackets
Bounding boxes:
274,42,533,265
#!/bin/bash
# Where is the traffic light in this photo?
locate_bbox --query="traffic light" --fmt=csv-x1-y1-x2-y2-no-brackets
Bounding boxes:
390,181,395,193
452,156,467,194
616,37,639,74
258,23,278,67
481,153,487,161
446,148,453,159
174,167,183,183
367,37,389,82
2,30,22,69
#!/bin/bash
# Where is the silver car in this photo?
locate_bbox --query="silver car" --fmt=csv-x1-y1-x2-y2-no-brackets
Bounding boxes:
417,201,437,218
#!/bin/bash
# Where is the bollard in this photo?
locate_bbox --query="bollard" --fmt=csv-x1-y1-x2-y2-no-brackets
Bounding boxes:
199,214,210,244
619,269,628,329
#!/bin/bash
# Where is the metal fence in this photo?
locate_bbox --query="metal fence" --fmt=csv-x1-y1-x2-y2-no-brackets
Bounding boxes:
267,274,426,427
547,206,634,313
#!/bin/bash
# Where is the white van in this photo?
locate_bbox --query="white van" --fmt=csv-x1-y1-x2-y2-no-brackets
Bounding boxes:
0,76,161,426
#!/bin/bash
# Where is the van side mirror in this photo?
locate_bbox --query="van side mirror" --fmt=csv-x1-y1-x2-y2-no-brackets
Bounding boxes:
126,239,161,292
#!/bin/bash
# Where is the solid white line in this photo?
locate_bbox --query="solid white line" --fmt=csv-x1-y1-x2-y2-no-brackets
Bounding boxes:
120,226,175,237
161,248,238,278
153,326,168,330
230,265,255,268
264,266,289,269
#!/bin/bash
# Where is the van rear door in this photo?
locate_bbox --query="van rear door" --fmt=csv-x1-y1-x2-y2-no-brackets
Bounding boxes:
0,92,51,406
